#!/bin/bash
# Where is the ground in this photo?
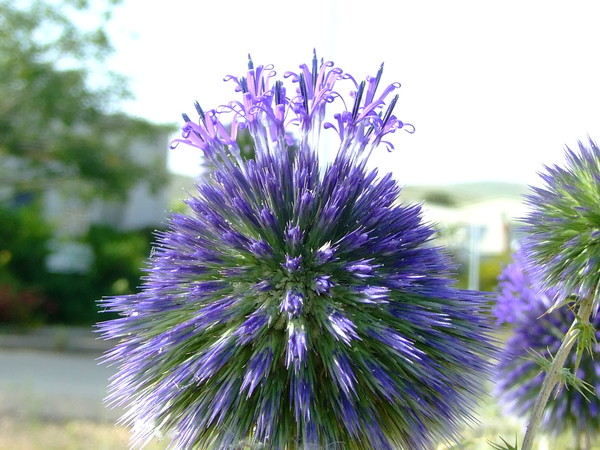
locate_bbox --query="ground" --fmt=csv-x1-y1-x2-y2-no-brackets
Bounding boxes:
0,348,596,449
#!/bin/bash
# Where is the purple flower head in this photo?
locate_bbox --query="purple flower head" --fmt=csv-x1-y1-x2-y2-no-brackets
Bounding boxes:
281,289,303,318
494,249,549,325
494,249,600,439
327,309,360,345
98,53,495,450
313,274,334,295
285,224,303,247
358,285,390,304
248,238,270,257
522,139,600,314
240,348,273,398
233,309,268,345
285,323,307,371
282,254,302,273
315,242,335,264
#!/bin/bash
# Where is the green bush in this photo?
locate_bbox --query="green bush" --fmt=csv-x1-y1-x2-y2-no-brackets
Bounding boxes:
87,225,154,295
479,253,511,292
0,204,160,325
452,252,511,292
0,204,53,325
43,225,157,325
0,204,52,285
0,283,48,325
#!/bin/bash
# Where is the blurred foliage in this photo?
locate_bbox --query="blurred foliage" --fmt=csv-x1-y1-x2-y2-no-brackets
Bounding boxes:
0,284,48,326
0,203,52,325
0,204,158,325
435,224,511,292
87,225,152,292
452,253,511,292
422,191,457,207
43,224,157,325
0,203,52,284
0,0,174,325
0,0,171,199
479,253,512,292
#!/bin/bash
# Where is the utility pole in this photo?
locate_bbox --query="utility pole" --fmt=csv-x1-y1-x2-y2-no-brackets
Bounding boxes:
468,225,484,290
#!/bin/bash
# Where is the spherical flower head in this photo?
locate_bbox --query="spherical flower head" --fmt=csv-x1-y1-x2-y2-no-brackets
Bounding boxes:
494,250,545,325
98,53,496,450
522,140,600,314
495,250,600,438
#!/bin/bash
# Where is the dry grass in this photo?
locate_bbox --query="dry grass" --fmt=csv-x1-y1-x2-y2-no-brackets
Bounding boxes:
0,397,598,450
0,417,167,450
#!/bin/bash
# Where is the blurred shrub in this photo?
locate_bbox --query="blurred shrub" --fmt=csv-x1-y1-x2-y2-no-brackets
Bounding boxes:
0,204,52,284
43,225,157,325
0,204,52,325
87,225,153,292
0,204,159,325
452,252,511,292
0,283,48,325
480,253,512,292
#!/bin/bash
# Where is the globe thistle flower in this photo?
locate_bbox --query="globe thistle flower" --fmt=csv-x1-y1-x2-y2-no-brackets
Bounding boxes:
522,140,600,314
98,53,496,450
493,250,539,326
495,250,600,440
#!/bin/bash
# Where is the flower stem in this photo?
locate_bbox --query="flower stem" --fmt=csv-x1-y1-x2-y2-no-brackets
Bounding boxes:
521,295,594,450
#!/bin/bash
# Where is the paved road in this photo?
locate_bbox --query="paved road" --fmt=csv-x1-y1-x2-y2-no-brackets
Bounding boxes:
0,349,121,422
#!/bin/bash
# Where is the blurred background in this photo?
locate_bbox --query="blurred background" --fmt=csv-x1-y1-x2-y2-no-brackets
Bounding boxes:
2,0,600,448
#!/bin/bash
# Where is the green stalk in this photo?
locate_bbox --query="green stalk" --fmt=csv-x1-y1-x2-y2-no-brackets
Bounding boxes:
521,295,594,450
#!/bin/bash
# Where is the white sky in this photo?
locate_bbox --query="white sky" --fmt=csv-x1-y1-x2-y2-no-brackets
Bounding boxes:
105,0,600,186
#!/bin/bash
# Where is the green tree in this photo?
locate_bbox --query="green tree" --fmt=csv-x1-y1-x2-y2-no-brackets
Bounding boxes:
0,0,171,199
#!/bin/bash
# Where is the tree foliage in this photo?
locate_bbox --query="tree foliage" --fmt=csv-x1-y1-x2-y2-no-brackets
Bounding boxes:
0,0,171,199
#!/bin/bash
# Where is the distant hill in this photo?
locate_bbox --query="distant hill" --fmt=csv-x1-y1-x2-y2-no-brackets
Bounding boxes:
167,175,529,212
400,182,529,206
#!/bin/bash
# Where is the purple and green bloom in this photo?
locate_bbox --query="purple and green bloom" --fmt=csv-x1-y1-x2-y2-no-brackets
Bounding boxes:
522,140,600,314
98,54,496,449
495,249,600,443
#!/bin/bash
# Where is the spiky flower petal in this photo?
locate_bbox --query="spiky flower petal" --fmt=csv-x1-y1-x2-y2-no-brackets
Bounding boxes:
522,140,600,313
98,54,495,450
495,250,600,438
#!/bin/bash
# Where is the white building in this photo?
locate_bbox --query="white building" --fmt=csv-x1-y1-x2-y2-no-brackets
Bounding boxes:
400,182,529,290
43,132,172,236
41,131,173,273
401,182,528,256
